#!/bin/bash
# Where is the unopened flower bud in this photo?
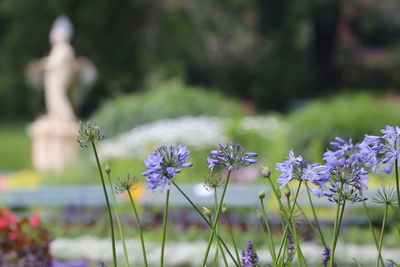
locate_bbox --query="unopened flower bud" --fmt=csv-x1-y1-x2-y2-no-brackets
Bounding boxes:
222,204,228,214
261,166,271,178
203,207,213,217
105,167,111,174
258,190,265,199
77,121,104,148
285,190,291,198
256,210,262,219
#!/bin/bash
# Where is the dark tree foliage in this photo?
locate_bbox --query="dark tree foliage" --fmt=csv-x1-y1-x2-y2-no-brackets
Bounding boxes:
0,0,399,119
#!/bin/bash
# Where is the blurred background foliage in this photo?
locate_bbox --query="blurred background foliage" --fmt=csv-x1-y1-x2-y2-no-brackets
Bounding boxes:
1,0,400,120
91,78,243,137
1,0,400,180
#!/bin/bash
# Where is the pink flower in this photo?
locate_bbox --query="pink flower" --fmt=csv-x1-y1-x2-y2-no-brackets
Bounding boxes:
30,214,41,228
0,218,8,230
8,231,19,240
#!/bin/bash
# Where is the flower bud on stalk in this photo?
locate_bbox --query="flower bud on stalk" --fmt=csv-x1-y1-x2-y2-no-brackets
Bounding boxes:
261,166,271,178
203,207,213,217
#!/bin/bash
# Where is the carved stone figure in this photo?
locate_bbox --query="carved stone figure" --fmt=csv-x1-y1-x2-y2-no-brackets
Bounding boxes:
44,16,76,121
27,16,96,171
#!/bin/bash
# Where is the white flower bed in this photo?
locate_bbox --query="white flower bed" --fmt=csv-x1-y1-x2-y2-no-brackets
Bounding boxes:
50,237,400,266
99,116,283,159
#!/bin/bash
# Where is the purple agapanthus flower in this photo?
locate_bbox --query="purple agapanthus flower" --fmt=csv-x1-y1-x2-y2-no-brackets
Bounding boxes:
142,145,193,192
276,150,328,188
321,247,331,266
284,230,295,266
207,142,257,171
314,138,369,203
241,240,260,267
360,125,400,175
51,260,88,267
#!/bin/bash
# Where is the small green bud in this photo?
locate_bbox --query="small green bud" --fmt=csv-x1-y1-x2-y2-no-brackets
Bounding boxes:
256,210,262,219
285,190,291,198
258,190,265,199
261,166,271,178
105,167,111,174
222,204,228,214
203,207,213,217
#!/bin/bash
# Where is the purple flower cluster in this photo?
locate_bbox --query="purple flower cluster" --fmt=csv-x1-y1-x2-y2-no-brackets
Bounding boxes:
241,240,260,267
207,143,257,171
284,230,295,266
321,247,331,267
276,150,328,188
277,138,370,203
312,138,369,203
360,125,400,175
142,145,193,192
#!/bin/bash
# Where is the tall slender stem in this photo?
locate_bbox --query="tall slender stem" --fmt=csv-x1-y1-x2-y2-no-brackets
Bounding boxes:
329,188,345,267
224,213,240,265
268,179,305,266
207,214,229,267
258,217,273,264
106,171,130,267
363,201,384,266
212,246,219,267
286,192,305,267
276,225,289,263
296,203,322,245
214,189,229,267
260,199,277,264
91,141,117,267
160,189,170,267
202,171,232,267
171,181,239,267
376,205,389,267
395,159,400,212
127,191,148,267
305,183,327,248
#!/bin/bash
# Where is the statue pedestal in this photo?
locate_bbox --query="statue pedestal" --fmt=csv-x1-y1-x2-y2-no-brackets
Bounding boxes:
28,116,79,172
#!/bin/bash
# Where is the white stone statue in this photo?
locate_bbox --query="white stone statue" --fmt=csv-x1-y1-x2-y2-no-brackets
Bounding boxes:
45,16,76,121
27,16,96,172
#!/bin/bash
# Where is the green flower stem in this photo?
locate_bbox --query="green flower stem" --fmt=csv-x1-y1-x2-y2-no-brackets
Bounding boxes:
105,171,130,267
276,224,289,263
160,189,170,267
286,192,306,267
127,190,148,267
214,189,229,267
305,183,327,248
260,199,277,264
363,201,384,266
376,205,389,267
171,181,239,267
267,179,304,266
224,213,240,265
212,246,219,267
295,203,323,245
396,159,400,212
258,216,275,265
329,183,345,267
91,141,117,267
207,214,229,267
202,171,232,267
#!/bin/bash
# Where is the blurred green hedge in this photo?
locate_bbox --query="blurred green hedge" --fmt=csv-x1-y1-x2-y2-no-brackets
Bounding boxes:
288,92,400,160
91,79,243,137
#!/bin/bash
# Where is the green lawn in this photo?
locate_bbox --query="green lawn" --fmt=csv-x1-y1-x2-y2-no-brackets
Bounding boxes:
0,121,31,170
